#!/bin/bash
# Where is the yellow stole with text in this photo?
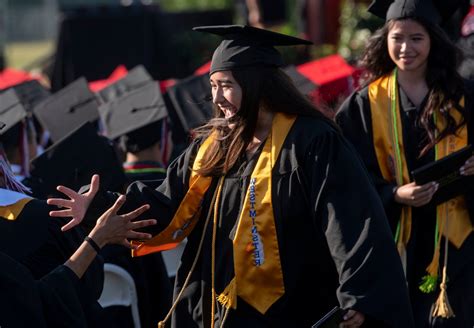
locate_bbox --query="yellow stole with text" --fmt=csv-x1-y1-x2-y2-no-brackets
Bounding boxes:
133,112,296,314
368,71,473,286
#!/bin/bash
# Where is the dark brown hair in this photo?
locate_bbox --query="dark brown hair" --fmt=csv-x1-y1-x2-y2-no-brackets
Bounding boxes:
359,18,466,156
193,66,332,176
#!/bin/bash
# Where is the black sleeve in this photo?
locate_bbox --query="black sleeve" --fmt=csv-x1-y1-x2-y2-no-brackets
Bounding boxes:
84,140,200,236
306,130,414,328
336,90,402,232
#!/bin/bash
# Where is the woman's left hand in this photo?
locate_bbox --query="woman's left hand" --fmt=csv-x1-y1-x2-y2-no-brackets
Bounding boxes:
460,155,474,176
339,310,365,328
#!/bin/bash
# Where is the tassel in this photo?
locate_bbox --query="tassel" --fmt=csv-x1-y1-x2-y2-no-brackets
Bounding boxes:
419,238,441,293
432,267,455,318
157,321,165,328
217,277,237,310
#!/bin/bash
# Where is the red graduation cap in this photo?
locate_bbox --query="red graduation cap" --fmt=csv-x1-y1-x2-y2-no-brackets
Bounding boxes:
88,65,128,92
461,5,474,37
297,54,356,105
0,68,36,90
194,61,212,75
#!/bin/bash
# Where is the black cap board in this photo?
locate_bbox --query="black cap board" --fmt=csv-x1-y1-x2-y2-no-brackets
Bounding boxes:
29,122,126,197
192,25,312,75
165,73,213,135
2,80,51,113
0,89,28,136
97,65,152,104
283,65,317,96
33,77,99,143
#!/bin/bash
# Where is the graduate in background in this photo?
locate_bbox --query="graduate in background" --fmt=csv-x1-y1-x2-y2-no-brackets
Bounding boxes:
49,25,413,327
99,81,173,328
336,0,474,326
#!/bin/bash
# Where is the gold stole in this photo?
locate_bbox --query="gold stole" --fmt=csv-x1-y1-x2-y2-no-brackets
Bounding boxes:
368,71,473,277
133,113,296,314
0,188,32,221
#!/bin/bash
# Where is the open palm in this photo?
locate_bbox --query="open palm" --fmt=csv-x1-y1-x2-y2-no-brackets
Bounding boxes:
47,174,103,231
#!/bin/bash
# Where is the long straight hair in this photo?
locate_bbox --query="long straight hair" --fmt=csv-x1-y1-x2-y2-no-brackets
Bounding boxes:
359,18,467,156
193,66,333,176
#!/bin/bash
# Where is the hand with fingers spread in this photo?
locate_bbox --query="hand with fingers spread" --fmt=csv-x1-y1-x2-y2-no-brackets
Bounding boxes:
87,195,156,249
47,174,101,231
339,310,365,328
460,155,474,176
394,181,438,207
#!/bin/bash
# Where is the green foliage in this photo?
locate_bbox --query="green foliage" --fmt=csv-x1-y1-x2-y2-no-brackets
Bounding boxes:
338,0,384,63
157,0,232,11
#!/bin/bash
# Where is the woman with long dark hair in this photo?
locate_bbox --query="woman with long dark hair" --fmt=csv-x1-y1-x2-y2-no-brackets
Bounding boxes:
48,25,413,327
337,0,474,326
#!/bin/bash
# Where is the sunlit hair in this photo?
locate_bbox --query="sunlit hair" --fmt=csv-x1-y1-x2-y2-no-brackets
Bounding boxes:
358,17,467,157
193,66,334,176
0,144,30,193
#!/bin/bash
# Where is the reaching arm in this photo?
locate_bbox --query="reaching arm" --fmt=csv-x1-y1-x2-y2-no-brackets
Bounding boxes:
63,195,155,279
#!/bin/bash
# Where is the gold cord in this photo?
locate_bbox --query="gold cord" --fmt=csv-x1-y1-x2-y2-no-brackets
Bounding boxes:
158,177,223,328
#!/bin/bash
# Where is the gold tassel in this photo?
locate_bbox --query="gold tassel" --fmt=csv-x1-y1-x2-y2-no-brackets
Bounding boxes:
217,277,237,310
426,245,440,277
157,321,166,328
432,267,455,318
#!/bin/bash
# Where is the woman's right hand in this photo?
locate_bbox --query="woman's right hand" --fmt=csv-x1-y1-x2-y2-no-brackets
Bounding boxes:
47,174,100,232
88,195,155,249
394,181,438,207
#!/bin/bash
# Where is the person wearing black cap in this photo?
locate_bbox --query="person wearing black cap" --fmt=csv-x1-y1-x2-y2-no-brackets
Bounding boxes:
100,81,171,182
337,0,474,326
48,25,413,327
99,81,174,328
0,120,156,327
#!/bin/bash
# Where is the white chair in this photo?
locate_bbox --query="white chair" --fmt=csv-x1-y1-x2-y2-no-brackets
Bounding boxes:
98,263,141,328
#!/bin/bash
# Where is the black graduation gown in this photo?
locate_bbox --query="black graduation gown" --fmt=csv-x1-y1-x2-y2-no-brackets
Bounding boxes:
100,160,172,328
87,115,414,328
336,82,474,328
0,195,107,328
0,251,88,328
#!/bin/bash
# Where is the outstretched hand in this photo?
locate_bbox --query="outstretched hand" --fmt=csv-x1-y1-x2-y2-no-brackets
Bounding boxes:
47,174,100,231
88,195,155,249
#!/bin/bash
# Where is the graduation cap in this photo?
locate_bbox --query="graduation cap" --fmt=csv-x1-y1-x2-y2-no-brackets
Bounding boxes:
0,90,28,136
165,73,214,138
29,122,126,198
2,80,51,113
192,25,312,75
33,77,99,143
368,0,463,25
97,65,153,104
283,65,317,96
99,81,168,153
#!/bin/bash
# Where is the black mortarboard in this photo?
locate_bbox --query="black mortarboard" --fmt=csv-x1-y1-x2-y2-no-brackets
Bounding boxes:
97,65,152,104
192,25,312,75
33,77,99,143
0,90,28,136
283,65,317,96
368,0,462,25
165,73,213,137
29,122,126,198
2,80,51,113
99,82,167,153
